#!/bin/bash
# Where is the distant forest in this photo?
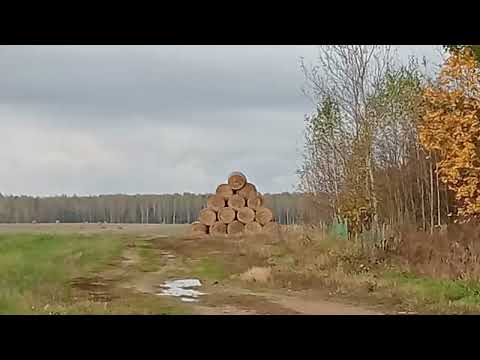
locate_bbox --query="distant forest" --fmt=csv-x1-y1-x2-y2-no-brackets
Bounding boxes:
0,193,329,225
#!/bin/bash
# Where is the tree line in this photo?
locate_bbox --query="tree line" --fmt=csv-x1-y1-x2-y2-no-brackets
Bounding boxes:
298,45,480,233
0,192,308,225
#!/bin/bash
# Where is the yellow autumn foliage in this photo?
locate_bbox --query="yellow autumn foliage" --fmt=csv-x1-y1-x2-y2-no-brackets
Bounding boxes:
420,48,480,219
337,130,373,229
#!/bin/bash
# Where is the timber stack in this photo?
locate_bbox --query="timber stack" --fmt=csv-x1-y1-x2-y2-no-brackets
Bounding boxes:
191,171,278,236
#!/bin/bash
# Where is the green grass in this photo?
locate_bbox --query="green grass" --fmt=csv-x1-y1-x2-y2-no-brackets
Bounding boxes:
45,290,192,315
137,241,163,272
0,232,124,314
384,271,480,307
191,258,228,281
0,232,192,315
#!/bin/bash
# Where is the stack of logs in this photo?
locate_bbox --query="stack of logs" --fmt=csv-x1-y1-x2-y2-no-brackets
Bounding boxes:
191,171,278,236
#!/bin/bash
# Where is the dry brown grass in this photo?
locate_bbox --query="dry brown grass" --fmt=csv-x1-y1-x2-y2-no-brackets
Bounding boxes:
229,223,480,313
391,223,480,281
239,267,273,283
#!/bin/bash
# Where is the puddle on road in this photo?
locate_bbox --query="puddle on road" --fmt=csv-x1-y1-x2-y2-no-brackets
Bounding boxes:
157,279,206,303
180,297,199,303
159,251,176,260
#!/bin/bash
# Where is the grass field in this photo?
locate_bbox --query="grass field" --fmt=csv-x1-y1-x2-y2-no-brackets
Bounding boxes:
0,223,189,235
0,232,123,313
0,223,189,314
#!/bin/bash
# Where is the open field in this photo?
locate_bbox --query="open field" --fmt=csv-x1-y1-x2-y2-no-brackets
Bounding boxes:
0,224,191,314
1,223,480,314
0,223,189,236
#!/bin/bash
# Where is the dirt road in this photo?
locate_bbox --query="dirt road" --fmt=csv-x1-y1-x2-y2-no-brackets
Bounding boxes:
101,235,383,315
193,291,382,315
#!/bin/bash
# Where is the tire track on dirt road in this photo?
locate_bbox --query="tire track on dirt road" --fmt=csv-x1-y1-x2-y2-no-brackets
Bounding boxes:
113,239,383,315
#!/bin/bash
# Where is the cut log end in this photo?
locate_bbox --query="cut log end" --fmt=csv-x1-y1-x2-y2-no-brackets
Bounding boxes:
227,220,244,235
218,207,236,224
237,207,255,224
245,221,262,234
228,171,247,190
216,184,234,200
227,194,246,211
255,207,273,225
207,194,226,212
199,208,217,226
191,222,209,235
247,192,263,210
210,221,227,236
237,183,257,199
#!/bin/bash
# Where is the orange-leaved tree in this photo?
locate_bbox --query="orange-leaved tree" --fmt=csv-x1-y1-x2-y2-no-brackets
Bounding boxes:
420,47,480,220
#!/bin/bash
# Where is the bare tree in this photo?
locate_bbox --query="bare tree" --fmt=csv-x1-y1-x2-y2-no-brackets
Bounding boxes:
300,46,396,226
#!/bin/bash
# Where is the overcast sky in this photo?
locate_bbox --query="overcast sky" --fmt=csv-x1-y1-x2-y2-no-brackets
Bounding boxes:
0,45,443,196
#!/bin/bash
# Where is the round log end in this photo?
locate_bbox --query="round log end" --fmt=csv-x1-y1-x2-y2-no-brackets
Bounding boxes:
191,222,209,235
199,208,217,226
218,207,236,224
237,207,255,224
228,171,247,190
207,194,226,211
237,183,257,199
255,207,273,225
227,194,246,211
216,183,234,200
227,220,245,235
245,221,262,234
247,192,264,210
210,221,227,236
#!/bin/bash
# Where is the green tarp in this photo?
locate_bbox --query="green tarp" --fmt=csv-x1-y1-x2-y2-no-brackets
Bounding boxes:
330,220,348,240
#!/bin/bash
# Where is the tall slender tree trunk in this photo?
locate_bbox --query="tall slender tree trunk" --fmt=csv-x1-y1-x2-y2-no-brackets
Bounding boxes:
410,183,416,225
401,175,409,225
417,147,426,231
445,186,450,223
389,173,395,224
435,159,441,226
429,152,434,234
331,129,340,220
367,151,379,229
396,187,402,225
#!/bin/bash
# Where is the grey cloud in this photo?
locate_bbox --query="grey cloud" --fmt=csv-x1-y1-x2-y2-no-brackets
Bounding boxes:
0,45,440,196
0,46,311,122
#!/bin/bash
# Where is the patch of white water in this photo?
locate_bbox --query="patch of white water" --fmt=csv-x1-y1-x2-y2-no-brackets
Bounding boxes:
180,297,199,303
157,279,206,302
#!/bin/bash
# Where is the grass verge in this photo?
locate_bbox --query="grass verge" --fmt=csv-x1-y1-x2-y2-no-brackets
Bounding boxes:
0,232,123,314
234,227,480,314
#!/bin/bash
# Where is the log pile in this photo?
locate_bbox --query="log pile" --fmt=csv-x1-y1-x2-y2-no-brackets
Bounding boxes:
191,171,278,236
